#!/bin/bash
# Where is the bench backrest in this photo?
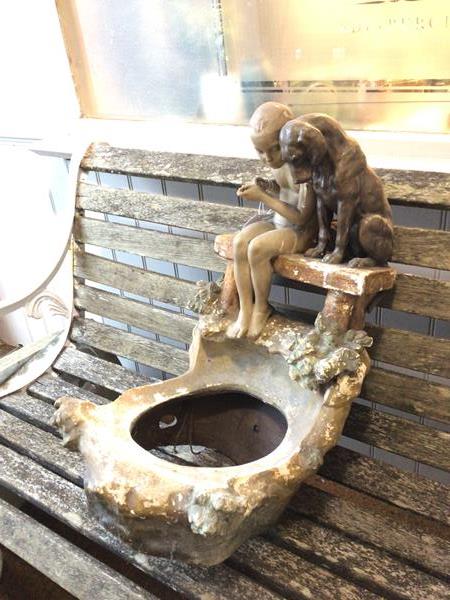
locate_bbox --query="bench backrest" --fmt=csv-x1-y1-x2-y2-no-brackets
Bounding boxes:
73,143,450,528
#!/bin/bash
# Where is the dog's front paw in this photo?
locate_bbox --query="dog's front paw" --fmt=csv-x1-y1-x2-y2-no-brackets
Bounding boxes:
305,244,326,259
322,250,344,264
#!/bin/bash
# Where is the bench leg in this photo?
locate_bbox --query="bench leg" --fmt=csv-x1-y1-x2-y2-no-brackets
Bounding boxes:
322,290,374,331
220,261,238,314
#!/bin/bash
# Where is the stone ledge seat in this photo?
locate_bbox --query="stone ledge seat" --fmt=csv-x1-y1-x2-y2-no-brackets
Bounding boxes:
214,232,397,331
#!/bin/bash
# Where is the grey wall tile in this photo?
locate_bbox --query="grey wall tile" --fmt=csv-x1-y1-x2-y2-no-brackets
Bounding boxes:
131,176,163,194
165,180,199,200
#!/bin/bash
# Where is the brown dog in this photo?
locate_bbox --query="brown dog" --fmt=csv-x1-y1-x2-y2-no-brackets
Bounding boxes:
280,114,393,267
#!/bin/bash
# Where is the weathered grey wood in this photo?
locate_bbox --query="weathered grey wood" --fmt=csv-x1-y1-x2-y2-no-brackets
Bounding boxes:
345,403,449,470
6,383,447,597
77,183,450,271
322,446,450,525
0,407,428,600
384,273,450,320
77,182,252,235
74,251,197,310
75,288,450,422
28,371,112,405
81,144,450,208
75,247,450,328
376,167,450,209
71,290,448,381
0,410,378,600
0,391,54,432
294,476,450,577
0,406,82,485
270,511,450,600
75,285,195,345
75,216,224,272
368,325,450,378
363,367,450,424
393,226,450,270
71,319,190,376
0,498,156,600
230,536,380,600
0,444,282,600
52,346,151,394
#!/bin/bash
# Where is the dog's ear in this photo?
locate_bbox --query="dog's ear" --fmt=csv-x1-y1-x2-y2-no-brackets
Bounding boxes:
297,123,327,166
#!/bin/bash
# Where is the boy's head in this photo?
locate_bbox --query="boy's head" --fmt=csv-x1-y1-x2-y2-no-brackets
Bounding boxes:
249,102,294,169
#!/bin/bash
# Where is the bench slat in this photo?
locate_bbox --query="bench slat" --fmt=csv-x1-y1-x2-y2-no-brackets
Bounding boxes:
294,476,450,577
29,371,111,404
81,144,450,209
0,498,156,600
322,447,449,525
3,390,444,599
363,367,450,424
345,404,450,470
78,182,450,270
230,537,380,600
0,391,55,432
367,325,450,378
52,348,149,393
270,511,449,600
75,284,194,345
0,444,283,600
75,215,224,272
71,319,189,376
386,273,450,321
0,408,82,485
77,182,251,235
74,251,196,310
393,226,450,271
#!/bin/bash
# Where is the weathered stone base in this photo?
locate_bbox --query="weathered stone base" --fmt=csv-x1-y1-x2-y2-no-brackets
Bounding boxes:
53,310,369,565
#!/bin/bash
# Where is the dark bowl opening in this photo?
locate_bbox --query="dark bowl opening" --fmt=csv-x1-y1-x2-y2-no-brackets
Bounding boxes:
131,390,287,467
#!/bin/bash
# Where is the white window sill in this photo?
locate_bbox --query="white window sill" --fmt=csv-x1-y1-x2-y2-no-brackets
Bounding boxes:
26,117,450,174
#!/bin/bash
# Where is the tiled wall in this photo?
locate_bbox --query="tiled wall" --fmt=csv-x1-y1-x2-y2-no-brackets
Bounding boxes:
50,157,449,484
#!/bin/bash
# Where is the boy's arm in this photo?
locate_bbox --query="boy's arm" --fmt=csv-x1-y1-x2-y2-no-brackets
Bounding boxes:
237,182,315,227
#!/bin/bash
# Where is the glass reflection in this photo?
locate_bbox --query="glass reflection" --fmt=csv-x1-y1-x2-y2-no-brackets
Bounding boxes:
70,0,450,132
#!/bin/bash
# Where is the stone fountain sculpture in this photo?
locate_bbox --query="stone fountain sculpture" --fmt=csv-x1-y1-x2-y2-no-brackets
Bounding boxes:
53,106,396,566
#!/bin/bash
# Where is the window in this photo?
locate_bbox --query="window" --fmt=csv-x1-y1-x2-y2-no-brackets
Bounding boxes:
59,0,450,132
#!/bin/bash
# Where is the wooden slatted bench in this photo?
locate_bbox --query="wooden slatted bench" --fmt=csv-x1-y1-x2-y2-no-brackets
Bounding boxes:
0,143,449,599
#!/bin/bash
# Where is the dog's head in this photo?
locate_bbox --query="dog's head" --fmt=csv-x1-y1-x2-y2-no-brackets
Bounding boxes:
280,119,327,183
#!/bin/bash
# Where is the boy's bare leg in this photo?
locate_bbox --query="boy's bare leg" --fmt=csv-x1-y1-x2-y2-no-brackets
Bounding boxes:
226,221,274,338
247,227,310,339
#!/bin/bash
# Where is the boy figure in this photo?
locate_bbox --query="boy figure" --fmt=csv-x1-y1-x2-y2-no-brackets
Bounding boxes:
227,102,317,340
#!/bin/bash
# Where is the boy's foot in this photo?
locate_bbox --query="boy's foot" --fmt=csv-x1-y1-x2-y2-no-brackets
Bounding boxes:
226,312,251,338
247,307,272,339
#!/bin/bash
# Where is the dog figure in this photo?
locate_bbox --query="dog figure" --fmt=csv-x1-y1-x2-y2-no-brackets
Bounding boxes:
280,114,393,267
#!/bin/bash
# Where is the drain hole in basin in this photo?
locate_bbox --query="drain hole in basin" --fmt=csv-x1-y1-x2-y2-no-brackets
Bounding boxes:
131,391,287,468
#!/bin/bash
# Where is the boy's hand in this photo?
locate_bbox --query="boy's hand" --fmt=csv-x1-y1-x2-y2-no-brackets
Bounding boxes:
236,182,264,202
